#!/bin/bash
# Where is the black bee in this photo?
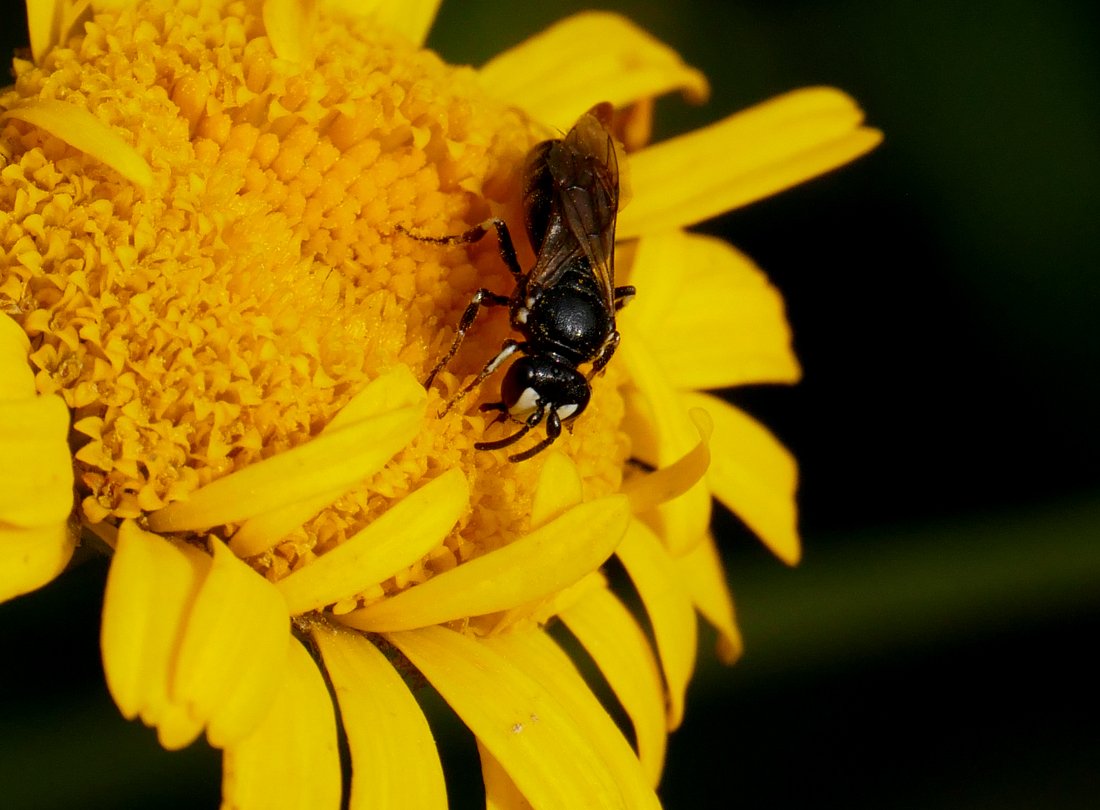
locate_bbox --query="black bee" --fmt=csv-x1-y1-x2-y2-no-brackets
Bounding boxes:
419,102,633,462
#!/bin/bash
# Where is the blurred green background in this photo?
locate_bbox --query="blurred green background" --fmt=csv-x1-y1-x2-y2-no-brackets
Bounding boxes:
2,1,1098,808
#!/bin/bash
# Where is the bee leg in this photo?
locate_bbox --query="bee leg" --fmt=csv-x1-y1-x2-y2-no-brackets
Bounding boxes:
425,289,511,388
482,218,524,281
613,285,636,311
475,400,545,452
403,218,524,280
479,401,509,426
587,329,621,379
438,339,525,415
507,407,563,463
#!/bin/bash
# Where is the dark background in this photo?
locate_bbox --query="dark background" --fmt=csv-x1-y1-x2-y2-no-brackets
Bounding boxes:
2,1,1099,807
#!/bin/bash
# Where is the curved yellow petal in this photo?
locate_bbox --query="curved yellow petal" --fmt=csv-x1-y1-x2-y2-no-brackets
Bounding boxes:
0,314,74,543
0,394,74,601
475,453,583,634
277,469,468,615
223,637,342,810
0,314,34,398
386,625,629,809
0,524,75,603
230,366,426,556
619,88,882,238
2,100,154,188
622,232,801,389
470,568,605,638
622,408,711,515
682,392,801,564
558,585,667,787
172,538,290,748
60,1,93,45
148,398,423,533
312,625,447,810
616,519,697,730
263,0,316,64
339,495,630,632
100,522,209,750
621,337,711,555
530,451,583,529
0,395,73,527
0,315,75,600
676,533,743,665
478,741,533,810
27,0,63,63
327,0,442,47
481,629,660,807
479,12,708,131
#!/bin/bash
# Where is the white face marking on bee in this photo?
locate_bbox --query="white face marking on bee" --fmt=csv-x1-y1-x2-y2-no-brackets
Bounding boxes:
509,386,539,416
516,307,529,324
555,403,578,420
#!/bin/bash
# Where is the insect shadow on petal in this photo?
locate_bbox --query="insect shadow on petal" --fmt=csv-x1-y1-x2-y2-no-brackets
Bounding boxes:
407,103,634,462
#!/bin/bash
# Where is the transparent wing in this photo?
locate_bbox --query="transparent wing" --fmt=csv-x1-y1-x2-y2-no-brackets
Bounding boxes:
527,104,620,311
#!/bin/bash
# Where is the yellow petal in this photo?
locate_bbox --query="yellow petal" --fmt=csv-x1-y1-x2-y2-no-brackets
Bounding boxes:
0,395,73,527
148,397,423,533
230,366,427,556
59,0,92,47
619,88,882,237
100,522,209,750
530,451,583,529
386,625,629,808
222,637,342,810
622,407,711,515
479,12,708,131
676,533,744,665
263,0,316,64
480,630,660,808
26,0,63,63
621,337,711,555
2,100,154,188
327,0,442,47
471,568,606,638
0,524,75,603
0,314,34,399
473,456,584,635
0,329,75,601
172,538,290,747
276,468,468,615
0,318,72,548
616,519,697,730
558,586,667,787
622,231,801,388
311,624,447,810
478,741,534,810
339,495,630,632
682,392,801,564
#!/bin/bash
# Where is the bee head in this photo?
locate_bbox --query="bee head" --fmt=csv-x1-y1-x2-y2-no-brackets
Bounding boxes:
500,354,590,424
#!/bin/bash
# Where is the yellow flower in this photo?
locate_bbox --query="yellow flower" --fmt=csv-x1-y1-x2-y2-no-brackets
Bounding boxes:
0,0,880,807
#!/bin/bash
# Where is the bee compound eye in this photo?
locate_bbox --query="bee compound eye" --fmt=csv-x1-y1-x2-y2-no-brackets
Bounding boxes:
500,357,537,412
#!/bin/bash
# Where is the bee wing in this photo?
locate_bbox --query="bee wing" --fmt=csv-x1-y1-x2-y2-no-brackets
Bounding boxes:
534,106,620,311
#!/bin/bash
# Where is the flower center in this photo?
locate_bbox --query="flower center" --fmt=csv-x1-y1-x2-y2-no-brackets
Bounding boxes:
0,0,630,603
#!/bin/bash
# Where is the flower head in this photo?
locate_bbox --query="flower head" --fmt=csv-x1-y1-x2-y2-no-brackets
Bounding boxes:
0,0,880,806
